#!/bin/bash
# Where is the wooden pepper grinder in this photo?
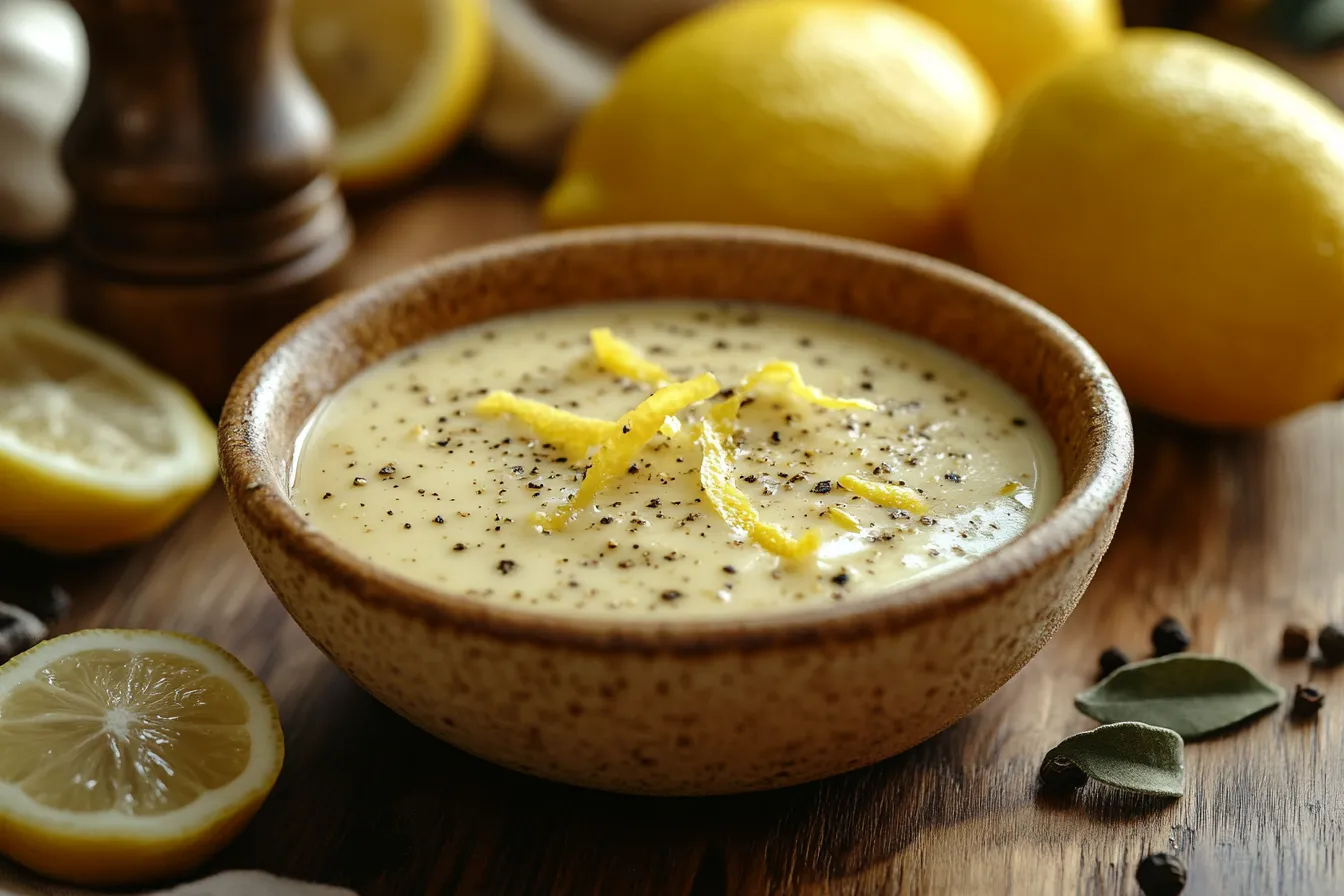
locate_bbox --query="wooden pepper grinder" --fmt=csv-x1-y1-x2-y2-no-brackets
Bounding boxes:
61,0,351,411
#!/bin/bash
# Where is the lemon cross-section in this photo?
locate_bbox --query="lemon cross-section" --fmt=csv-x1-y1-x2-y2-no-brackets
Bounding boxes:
0,312,218,553
0,630,284,887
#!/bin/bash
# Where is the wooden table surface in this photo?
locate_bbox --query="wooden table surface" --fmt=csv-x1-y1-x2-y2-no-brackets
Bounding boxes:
2,146,1343,895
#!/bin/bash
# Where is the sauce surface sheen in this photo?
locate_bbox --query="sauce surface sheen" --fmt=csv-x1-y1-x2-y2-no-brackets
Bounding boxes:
291,301,1061,616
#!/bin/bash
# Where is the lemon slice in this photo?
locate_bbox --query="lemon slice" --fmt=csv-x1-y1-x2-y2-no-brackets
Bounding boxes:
292,0,491,192
0,312,218,554
0,630,284,886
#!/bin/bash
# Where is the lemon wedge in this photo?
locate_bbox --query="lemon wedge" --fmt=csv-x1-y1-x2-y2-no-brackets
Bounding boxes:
292,0,491,192
0,312,218,554
0,630,284,886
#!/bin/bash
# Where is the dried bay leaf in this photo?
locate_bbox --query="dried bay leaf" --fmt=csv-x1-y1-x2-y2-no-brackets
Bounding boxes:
1043,722,1185,797
1075,654,1284,739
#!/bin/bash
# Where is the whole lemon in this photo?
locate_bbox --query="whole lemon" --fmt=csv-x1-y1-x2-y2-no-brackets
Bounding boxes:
543,0,997,252
969,30,1344,428
900,0,1122,101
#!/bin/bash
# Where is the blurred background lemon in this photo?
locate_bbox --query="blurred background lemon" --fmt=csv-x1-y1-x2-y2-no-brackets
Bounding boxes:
901,0,1123,101
968,28,1344,428
542,0,997,252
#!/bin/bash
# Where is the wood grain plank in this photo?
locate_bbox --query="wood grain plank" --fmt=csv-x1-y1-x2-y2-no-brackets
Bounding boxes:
1,153,1342,895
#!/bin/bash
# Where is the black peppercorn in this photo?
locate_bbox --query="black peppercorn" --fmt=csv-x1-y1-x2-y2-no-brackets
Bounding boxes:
811,480,833,494
661,590,683,602
1292,684,1324,718
1098,646,1130,679
1136,853,1187,895
1151,617,1191,657
1038,755,1087,791
1318,624,1344,665
1281,624,1312,660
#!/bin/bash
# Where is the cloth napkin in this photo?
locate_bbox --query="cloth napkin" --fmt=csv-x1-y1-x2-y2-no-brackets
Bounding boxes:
0,862,355,896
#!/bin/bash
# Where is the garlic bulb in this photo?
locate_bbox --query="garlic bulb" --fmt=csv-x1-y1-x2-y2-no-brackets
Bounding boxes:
0,0,87,244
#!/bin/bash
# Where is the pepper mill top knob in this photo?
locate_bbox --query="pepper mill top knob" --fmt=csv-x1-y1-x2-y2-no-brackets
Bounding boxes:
61,0,351,410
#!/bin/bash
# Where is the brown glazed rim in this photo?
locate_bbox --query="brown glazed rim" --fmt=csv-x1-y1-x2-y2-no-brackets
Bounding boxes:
220,224,1133,655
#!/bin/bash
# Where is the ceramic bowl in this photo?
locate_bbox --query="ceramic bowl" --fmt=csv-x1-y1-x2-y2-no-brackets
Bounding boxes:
220,224,1132,796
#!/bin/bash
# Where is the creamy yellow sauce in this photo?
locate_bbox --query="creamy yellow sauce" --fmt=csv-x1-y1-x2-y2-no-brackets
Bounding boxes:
291,302,1060,616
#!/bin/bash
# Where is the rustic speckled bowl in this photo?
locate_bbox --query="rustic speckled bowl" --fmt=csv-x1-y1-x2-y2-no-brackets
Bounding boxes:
220,225,1132,796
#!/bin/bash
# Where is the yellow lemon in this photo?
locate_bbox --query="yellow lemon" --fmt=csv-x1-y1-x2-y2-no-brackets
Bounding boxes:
544,0,997,252
900,0,1122,101
0,312,218,553
292,0,491,192
0,630,284,886
969,30,1344,428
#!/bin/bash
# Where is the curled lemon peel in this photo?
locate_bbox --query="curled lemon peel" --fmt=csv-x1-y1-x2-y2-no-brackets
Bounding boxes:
838,474,927,514
535,373,720,531
591,327,671,386
476,392,619,457
714,361,877,421
695,419,822,561
828,506,863,532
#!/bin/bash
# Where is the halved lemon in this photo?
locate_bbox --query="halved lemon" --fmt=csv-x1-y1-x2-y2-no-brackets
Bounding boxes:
0,312,218,554
292,0,492,192
0,630,284,886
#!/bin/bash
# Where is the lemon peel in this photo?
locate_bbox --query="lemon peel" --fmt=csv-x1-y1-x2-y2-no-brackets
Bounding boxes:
827,507,863,532
475,391,619,458
695,419,821,561
590,327,671,386
714,361,877,422
536,373,720,530
838,474,927,514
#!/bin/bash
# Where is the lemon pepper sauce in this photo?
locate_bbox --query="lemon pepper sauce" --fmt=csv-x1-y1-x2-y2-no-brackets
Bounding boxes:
291,302,1060,616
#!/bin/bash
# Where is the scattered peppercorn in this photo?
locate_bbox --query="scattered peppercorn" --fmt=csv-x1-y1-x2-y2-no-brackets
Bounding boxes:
627,463,638,474
1318,624,1344,665
723,565,736,574
378,465,396,476
1151,617,1191,657
433,515,445,524
1292,684,1324,719
1281,624,1312,659
1136,853,1187,896
497,560,516,574
322,492,332,500
771,431,781,443
453,543,466,551
600,517,614,525
661,590,683,602
1098,646,1130,679
811,481,833,494
944,472,962,483
403,523,411,529
831,572,849,586
1038,755,1087,792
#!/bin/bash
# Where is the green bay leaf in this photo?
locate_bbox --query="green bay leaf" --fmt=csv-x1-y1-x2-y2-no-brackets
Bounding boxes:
1075,654,1284,739
1044,722,1184,797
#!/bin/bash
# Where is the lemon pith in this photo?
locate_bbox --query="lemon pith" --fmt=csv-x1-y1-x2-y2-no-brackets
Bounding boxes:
0,312,218,553
0,630,284,886
293,0,492,192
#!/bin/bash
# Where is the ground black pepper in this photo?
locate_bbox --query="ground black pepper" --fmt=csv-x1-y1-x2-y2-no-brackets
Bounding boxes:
811,480,832,494
1136,853,1186,895
944,472,962,483
1151,617,1191,656
1098,646,1130,678
661,590,683,602
1318,624,1344,665
1292,684,1324,719
831,572,849,585
1281,624,1311,659
433,515,445,524
497,559,516,573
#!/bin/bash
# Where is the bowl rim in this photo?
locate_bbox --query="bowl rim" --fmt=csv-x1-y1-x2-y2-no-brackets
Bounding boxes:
220,223,1133,655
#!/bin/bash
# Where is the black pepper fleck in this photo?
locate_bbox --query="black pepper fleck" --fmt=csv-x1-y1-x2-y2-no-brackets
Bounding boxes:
1151,617,1191,656
661,590,683,602
830,572,849,586
497,560,516,574
352,477,368,487
811,480,832,494
944,472,962,483
433,515,445,524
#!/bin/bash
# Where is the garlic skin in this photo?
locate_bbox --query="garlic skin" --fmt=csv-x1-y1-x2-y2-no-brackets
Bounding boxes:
0,0,87,244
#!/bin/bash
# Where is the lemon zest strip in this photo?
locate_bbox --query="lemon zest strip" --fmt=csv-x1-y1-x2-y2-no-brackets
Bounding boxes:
827,507,863,532
475,391,619,457
536,373,720,531
838,474,927,514
713,361,877,423
591,327,672,386
695,419,822,561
